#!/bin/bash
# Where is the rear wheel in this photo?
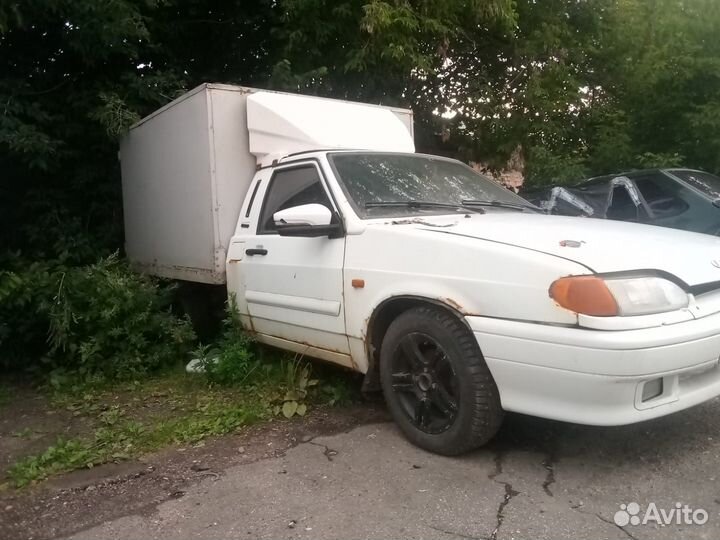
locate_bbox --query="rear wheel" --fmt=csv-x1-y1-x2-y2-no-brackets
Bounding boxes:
379,306,503,455
175,281,227,342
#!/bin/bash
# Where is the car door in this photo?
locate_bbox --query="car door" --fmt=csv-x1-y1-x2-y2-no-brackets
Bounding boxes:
239,161,350,357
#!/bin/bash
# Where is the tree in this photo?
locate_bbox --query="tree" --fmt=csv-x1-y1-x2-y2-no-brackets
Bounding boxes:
272,0,720,185
268,0,517,156
0,0,278,262
3,0,720,265
270,0,608,183
587,0,720,174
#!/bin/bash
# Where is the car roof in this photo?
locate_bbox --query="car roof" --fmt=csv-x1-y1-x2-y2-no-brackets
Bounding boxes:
578,168,712,186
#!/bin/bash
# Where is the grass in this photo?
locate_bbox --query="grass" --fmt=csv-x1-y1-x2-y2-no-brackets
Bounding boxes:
11,427,34,439
8,393,264,487
6,354,357,488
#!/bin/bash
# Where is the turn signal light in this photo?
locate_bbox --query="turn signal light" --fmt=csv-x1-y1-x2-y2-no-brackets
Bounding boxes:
549,276,619,316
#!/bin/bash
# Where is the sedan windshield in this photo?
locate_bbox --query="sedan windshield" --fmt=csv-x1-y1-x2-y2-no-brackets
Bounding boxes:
327,152,534,218
670,170,720,200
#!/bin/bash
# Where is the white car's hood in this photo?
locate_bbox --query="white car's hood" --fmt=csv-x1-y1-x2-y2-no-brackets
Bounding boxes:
400,212,720,287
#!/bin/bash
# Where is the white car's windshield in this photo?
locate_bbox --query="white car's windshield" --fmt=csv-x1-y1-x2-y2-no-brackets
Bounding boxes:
328,152,535,218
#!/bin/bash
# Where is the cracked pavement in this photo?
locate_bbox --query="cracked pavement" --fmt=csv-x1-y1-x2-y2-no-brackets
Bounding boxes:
68,399,720,540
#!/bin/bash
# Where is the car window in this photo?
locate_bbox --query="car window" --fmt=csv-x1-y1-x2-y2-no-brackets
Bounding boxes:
629,173,720,234
632,174,690,219
258,165,332,234
328,152,528,218
671,170,720,199
606,185,645,221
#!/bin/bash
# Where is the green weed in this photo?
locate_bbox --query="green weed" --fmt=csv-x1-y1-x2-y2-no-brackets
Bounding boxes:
11,427,34,439
8,387,269,487
6,300,358,488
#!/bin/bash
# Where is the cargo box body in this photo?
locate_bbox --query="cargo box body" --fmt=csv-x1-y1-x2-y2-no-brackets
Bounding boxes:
120,84,256,283
120,83,413,284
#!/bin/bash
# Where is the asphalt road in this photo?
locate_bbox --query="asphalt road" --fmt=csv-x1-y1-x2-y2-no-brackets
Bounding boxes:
68,399,720,540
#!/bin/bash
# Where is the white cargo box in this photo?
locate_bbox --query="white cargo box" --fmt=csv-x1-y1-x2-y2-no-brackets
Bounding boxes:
120,83,414,284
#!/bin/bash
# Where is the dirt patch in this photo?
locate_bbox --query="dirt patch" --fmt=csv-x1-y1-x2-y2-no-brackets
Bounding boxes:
0,381,90,474
0,402,389,540
0,377,197,480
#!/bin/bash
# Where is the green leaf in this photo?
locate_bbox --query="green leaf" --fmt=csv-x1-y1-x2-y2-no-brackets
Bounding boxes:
282,400,298,418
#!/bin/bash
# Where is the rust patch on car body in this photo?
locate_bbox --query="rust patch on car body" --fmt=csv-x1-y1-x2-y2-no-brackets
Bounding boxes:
442,297,465,312
440,297,480,316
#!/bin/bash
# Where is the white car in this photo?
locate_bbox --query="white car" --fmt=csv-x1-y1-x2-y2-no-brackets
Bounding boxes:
122,85,720,455
229,150,720,454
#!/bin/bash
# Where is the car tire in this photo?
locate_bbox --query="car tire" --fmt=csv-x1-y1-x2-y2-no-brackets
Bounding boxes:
379,306,503,455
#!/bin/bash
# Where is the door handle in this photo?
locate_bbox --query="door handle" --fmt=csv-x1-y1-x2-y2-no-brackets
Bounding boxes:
245,248,268,256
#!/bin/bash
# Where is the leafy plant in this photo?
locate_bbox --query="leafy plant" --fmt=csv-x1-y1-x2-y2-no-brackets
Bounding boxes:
320,379,354,407
0,260,58,368
274,356,318,418
195,338,259,386
195,297,261,386
43,255,196,381
9,438,95,487
191,304,353,419
0,255,196,382
161,401,264,444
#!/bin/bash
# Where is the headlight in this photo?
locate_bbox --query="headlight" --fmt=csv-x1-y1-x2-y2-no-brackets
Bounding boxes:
550,275,689,317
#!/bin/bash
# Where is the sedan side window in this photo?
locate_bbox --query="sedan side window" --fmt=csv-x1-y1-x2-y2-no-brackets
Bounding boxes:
628,173,720,234
258,165,332,234
632,174,690,220
606,185,644,221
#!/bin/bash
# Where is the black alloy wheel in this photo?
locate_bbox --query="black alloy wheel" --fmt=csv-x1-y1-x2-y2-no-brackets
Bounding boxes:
389,331,459,434
380,306,504,455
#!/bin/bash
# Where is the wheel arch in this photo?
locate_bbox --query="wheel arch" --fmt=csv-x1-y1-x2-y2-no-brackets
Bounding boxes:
361,295,472,392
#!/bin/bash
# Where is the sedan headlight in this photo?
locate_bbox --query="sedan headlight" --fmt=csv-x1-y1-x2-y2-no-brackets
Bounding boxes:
550,275,689,317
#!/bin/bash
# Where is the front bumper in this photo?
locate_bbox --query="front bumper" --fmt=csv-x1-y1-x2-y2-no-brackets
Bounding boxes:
468,312,720,426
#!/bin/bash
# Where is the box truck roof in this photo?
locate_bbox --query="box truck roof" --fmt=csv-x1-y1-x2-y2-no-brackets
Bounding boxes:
247,91,414,165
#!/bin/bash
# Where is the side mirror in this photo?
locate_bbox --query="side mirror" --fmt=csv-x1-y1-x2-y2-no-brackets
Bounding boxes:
273,204,343,238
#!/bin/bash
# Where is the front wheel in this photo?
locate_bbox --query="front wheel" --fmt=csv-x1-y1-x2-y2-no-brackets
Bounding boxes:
379,306,503,455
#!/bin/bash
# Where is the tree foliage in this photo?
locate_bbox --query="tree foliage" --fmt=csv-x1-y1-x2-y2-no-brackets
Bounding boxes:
272,0,720,184
2,0,720,371
590,0,720,175
0,255,195,379
0,0,277,261
3,1,719,255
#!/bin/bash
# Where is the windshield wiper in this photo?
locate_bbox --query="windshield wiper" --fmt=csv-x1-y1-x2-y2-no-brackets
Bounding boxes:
365,200,485,213
461,199,538,212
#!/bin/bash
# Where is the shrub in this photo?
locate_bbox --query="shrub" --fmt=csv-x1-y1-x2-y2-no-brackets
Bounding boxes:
0,259,56,367
46,255,196,381
196,300,261,385
0,254,196,381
